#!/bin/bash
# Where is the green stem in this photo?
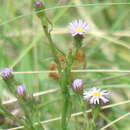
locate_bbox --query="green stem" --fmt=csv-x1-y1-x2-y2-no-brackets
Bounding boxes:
78,95,90,130
60,68,71,130
91,105,100,130
42,25,62,73
60,47,80,130
42,22,70,129
61,89,70,130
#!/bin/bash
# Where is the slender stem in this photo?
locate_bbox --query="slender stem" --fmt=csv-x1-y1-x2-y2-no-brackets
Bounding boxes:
78,95,90,130
60,46,80,130
42,25,62,73
42,20,70,130
60,68,71,130
61,89,70,130
91,105,100,130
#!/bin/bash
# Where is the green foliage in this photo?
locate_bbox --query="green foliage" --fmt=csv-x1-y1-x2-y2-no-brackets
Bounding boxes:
0,0,130,129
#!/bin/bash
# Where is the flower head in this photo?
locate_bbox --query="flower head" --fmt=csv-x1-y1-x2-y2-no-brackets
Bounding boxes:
17,85,26,96
83,87,110,104
72,79,83,93
68,20,90,36
1,68,13,80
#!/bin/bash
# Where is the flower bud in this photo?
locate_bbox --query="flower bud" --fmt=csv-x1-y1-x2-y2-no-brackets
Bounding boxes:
17,85,26,96
72,79,83,93
34,1,46,18
1,68,13,80
35,1,43,7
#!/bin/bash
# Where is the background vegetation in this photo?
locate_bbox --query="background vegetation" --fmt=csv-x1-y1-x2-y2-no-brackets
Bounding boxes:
0,0,130,129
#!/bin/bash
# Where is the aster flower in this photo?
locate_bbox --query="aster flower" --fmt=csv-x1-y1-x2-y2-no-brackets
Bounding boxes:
68,20,90,36
1,68,13,80
72,79,83,93
83,87,110,104
17,84,26,96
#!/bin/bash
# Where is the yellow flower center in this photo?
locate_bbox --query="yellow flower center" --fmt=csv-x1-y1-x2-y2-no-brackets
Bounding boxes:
92,92,101,97
76,27,83,33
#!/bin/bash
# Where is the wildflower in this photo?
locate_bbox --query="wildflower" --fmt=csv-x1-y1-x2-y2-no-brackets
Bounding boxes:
72,79,83,93
1,68,13,80
17,85,26,96
83,87,110,104
68,20,90,37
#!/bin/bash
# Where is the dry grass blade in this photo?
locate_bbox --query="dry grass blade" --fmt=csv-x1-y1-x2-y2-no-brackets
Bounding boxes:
100,112,130,130
6,28,130,37
12,69,130,74
99,35,130,50
6,100,130,130
2,88,59,105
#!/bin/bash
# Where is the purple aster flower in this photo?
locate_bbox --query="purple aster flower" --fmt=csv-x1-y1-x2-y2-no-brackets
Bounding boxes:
17,85,26,96
83,87,110,104
68,20,90,36
1,68,13,80
72,79,83,93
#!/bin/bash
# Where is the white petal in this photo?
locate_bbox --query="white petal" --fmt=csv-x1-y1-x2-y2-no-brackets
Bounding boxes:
94,98,100,104
89,96,96,104
100,96,109,103
83,92,91,100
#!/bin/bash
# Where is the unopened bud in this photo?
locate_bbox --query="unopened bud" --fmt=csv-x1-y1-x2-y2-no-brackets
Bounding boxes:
35,1,43,7
72,79,83,93
1,68,13,80
17,85,26,96
34,1,46,19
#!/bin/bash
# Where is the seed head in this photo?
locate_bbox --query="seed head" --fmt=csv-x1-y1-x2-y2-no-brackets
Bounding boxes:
76,49,85,62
